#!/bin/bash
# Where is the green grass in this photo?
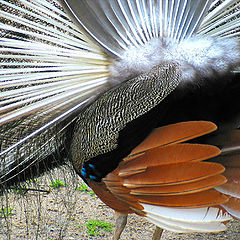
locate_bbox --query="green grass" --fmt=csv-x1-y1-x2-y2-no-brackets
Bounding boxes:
0,207,15,218
76,183,96,198
50,179,66,188
77,183,88,192
85,219,114,236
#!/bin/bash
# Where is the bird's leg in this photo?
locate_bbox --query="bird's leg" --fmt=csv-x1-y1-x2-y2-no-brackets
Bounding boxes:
152,226,164,240
112,211,128,240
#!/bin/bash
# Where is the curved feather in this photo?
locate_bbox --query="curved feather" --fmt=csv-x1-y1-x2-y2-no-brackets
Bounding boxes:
61,0,240,82
0,0,112,184
145,214,228,233
130,175,227,196
222,197,240,219
119,143,221,177
60,0,212,58
142,204,231,223
198,0,240,38
128,121,217,156
144,205,231,233
122,162,225,188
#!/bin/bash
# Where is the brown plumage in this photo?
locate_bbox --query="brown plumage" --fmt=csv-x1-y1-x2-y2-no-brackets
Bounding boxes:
82,120,240,239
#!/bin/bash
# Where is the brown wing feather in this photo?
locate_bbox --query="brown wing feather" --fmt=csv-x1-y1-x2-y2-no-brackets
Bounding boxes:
130,121,217,156
123,162,225,188
87,179,135,213
137,190,229,208
130,175,227,196
119,144,220,176
101,121,227,214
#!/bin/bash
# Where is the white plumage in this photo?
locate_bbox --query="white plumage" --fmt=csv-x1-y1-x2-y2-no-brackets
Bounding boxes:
142,204,232,232
110,36,240,83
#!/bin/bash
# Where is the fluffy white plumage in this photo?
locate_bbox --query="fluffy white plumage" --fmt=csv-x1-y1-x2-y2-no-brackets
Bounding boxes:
110,36,240,83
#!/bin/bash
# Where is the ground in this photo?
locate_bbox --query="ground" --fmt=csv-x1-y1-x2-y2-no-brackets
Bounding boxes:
0,166,239,240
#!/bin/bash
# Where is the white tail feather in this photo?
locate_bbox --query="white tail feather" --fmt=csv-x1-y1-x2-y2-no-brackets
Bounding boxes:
146,214,227,233
142,203,231,233
142,204,231,223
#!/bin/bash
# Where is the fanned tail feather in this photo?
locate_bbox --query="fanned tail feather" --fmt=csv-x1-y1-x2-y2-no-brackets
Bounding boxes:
198,0,240,39
62,0,240,82
198,0,240,73
61,0,212,57
0,0,113,185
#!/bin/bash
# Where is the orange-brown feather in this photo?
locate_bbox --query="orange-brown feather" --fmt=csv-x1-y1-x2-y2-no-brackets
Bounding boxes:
130,121,217,156
130,175,227,196
136,190,229,208
120,144,220,176
87,179,134,214
122,162,225,188
89,121,229,218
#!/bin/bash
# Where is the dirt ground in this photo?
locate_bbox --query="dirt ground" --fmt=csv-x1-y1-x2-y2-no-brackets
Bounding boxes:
0,166,240,240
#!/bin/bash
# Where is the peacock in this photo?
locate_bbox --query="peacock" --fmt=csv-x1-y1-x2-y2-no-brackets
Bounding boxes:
1,0,240,239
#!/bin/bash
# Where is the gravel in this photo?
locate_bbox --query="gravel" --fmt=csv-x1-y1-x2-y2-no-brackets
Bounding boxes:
0,167,239,240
